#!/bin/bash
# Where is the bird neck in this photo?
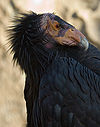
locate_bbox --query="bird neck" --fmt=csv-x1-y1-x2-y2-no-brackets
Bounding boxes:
25,43,57,80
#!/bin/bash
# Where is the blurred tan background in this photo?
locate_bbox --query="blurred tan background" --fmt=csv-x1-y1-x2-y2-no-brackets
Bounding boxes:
0,0,100,127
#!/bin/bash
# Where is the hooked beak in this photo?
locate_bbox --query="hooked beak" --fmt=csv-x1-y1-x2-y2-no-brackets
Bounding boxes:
62,28,89,50
78,37,89,51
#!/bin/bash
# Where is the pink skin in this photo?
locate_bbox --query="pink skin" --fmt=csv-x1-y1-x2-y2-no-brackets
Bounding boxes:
45,42,54,48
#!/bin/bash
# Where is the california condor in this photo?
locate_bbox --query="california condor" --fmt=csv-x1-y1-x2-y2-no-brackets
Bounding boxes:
8,12,100,127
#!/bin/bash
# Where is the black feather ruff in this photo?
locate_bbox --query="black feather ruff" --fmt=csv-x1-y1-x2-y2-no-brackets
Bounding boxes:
8,12,50,75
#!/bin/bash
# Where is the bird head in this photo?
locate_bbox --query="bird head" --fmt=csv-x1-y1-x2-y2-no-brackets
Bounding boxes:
40,13,89,50
9,12,89,72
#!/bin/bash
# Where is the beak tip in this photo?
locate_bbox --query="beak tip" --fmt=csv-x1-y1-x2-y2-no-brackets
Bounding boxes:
79,37,89,51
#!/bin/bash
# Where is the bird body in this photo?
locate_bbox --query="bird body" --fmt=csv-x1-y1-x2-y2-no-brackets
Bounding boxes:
39,56,100,127
8,12,100,127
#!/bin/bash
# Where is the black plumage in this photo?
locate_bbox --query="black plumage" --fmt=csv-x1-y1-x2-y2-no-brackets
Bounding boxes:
8,12,100,127
39,56,100,127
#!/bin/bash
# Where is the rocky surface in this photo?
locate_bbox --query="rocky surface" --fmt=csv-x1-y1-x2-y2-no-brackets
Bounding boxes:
0,0,26,127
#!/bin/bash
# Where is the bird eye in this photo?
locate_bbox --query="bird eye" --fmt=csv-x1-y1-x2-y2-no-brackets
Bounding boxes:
55,24,60,29
50,20,61,31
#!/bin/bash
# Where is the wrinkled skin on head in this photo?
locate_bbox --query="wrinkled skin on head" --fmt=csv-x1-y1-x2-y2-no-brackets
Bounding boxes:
40,13,89,50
